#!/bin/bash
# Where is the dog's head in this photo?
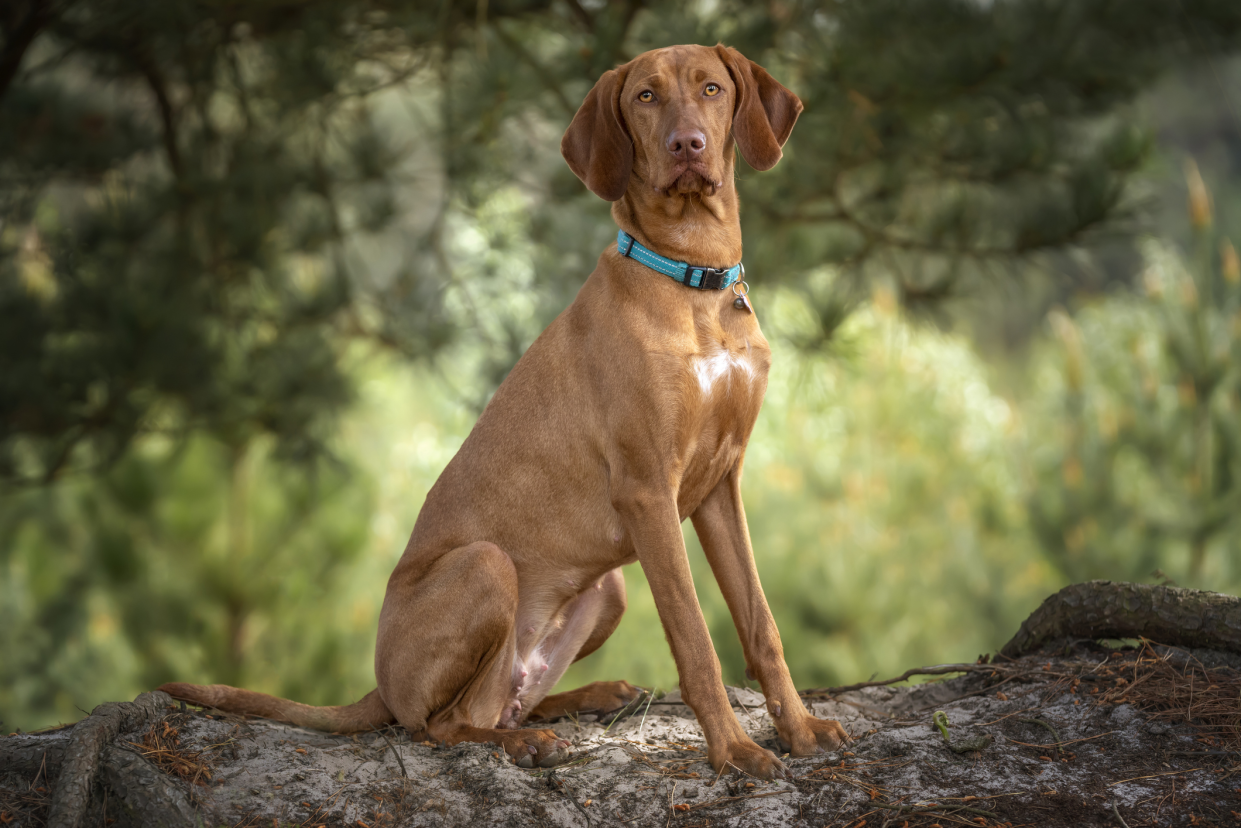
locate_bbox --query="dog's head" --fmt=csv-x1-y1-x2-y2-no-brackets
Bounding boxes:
562,44,803,202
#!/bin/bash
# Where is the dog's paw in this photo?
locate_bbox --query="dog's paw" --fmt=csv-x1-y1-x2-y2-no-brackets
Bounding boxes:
708,738,789,781
502,729,572,768
777,715,849,757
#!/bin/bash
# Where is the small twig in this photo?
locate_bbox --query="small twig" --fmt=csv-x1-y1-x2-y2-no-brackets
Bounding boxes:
1008,731,1117,750
30,751,47,791
722,760,763,781
684,789,794,812
1165,749,1241,756
636,688,658,741
373,726,408,779
918,674,1021,710
980,707,1043,726
1051,731,1115,748
733,692,760,725
1108,768,1206,785
549,754,596,771
548,768,592,824
1111,800,1132,828
801,664,988,696
1018,718,1064,754
871,800,998,818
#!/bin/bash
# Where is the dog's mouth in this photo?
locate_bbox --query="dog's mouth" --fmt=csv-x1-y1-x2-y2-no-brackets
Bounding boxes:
655,164,723,197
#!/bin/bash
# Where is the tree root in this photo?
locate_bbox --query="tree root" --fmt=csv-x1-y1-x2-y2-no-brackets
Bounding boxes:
97,743,201,827
5,690,201,828
1000,580,1241,659
2,726,71,776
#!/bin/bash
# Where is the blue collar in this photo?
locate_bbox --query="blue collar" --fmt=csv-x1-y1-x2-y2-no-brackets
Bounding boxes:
617,229,743,291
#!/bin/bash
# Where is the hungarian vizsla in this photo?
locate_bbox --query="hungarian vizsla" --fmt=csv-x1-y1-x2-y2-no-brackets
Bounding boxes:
160,43,848,780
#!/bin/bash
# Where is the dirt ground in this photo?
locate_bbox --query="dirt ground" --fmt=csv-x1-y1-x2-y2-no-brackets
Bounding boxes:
3,639,1240,828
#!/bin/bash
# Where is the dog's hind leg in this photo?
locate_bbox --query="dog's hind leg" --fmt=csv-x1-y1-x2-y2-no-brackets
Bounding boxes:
522,567,643,722
375,541,570,767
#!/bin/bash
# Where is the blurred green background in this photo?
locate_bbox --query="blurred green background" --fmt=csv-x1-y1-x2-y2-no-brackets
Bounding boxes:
4,0,1241,731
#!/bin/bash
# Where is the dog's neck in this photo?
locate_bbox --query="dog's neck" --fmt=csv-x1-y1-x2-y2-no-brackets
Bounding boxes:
611,164,742,269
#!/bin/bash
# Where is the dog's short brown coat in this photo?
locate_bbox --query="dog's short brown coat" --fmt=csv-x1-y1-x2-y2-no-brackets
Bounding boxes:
161,44,847,779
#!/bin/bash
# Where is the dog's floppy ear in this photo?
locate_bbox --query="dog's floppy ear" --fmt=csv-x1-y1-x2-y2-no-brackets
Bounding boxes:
561,64,633,201
714,45,803,172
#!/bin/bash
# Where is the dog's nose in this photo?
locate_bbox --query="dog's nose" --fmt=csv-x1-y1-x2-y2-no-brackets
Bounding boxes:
666,129,706,160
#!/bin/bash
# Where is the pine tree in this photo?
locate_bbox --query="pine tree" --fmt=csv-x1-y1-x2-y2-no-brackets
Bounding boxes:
5,0,1241,729
1029,164,1241,585
4,0,1241,483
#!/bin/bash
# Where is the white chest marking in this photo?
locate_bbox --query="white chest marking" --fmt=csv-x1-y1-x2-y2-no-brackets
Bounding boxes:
693,347,755,396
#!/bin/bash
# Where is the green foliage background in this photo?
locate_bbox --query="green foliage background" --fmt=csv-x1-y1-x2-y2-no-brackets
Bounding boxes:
3,0,1241,731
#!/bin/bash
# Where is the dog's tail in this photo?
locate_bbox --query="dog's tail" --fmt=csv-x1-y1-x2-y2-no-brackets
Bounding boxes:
157,682,395,733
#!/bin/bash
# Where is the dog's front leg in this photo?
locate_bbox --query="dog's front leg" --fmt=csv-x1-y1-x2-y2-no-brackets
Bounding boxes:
614,486,789,779
690,465,850,757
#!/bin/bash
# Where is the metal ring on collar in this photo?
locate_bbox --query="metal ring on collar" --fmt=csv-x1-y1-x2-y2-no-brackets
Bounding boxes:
732,276,749,297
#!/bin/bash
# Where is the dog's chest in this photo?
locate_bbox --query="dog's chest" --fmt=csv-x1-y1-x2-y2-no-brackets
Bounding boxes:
672,319,769,513
683,309,769,407
690,344,757,396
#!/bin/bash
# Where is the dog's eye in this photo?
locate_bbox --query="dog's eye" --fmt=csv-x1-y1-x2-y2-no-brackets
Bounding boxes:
638,90,654,103
705,83,720,97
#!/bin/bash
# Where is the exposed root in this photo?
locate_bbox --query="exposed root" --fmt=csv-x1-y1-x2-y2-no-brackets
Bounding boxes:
47,690,178,828
1001,581,1241,658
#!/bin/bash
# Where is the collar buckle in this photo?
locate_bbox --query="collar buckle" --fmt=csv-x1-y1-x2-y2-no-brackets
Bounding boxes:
688,265,730,291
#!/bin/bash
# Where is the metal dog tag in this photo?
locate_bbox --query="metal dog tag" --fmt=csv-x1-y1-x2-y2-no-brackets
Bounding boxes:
732,278,752,314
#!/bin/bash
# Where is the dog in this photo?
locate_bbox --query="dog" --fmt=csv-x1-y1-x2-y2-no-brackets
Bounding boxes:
160,43,848,780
